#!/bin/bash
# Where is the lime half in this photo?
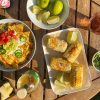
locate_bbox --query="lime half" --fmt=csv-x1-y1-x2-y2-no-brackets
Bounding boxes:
37,11,50,23
67,31,78,44
42,11,50,23
37,11,45,21
54,80,70,90
54,80,66,88
47,16,60,24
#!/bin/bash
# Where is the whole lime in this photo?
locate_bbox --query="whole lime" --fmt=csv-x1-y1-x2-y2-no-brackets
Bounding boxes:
53,0,63,15
38,0,50,8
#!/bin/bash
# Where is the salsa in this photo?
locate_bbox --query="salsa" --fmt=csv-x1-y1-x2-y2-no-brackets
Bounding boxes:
93,52,100,70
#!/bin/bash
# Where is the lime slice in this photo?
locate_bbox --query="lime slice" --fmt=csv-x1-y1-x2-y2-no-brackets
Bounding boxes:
32,5,42,14
54,80,71,90
56,72,64,83
53,0,63,15
42,11,50,23
54,80,66,88
67,31,78,44
37,11,45,21
37,11,50,23
47,16,60,24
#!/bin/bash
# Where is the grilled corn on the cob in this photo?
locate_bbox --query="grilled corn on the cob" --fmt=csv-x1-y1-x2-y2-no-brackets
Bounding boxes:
63,41,82,63
50,57,71,72
70,63,83,88
48,36,68,52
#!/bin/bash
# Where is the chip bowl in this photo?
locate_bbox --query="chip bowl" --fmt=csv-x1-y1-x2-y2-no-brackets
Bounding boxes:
0,19,36,71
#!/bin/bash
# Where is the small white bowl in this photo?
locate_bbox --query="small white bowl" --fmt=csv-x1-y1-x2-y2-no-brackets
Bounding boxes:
26,0,69,30
92,51,100,72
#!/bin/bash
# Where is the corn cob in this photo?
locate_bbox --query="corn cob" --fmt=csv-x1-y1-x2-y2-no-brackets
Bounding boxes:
50,57,71,72
70,63,83,88
63,41,82,63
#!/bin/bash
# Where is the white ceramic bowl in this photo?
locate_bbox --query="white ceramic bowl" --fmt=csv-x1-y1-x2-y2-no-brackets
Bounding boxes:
26,0,69,30
92,51,100,72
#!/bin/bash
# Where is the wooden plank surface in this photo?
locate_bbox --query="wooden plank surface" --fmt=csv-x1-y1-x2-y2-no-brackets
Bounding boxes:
19,0,30,20
92,0,100,5
62,0,76,28
5,0,19,18
32,25,46,100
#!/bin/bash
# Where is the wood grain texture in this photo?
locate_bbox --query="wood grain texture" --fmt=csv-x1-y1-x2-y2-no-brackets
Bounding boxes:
19,0,30,20
5,0,19,18
32,25,46,100
62,0,76,28
57,78,100,100
92,0,100,5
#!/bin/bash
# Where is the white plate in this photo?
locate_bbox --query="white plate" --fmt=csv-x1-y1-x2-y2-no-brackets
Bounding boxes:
42,28,91,95
26,0,69,30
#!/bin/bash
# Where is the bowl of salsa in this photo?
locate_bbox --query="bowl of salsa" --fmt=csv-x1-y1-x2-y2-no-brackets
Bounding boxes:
92,51,100,72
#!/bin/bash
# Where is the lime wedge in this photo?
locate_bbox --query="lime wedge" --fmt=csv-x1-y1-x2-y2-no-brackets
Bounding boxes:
32,5,42,14
67,31,78,44
54,80,66,88
37,11,45,21
47,16,60,24
42,11,50,23
54,80,71,90
56,72,64,83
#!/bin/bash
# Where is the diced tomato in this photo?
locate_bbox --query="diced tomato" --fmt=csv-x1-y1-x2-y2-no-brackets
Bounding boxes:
0,30,17,44
8,30,15,36
0,40,5,44
4,37,10,43
0,32,6,38
12,35,18,40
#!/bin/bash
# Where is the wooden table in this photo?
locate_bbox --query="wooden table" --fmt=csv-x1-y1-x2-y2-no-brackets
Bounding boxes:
0,0,100,100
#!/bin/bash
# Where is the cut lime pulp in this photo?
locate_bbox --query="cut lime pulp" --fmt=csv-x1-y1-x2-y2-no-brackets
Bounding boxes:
47,16,60,24
32,5,42,14
67,31,78,44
